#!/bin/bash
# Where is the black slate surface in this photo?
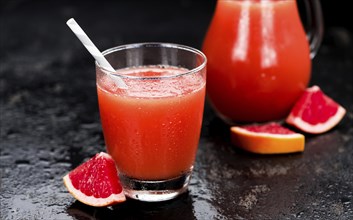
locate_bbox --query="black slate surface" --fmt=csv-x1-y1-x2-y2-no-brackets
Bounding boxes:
1,0,352,219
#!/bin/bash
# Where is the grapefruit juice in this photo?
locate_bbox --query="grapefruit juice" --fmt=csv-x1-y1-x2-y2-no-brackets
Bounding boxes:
203,0,311,122
97,66,206,180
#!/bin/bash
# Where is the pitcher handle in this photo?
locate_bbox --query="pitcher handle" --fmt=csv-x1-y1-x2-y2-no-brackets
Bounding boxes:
303,0,324,58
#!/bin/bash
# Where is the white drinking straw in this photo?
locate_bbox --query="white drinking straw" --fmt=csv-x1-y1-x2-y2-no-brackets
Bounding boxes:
66,18,127,89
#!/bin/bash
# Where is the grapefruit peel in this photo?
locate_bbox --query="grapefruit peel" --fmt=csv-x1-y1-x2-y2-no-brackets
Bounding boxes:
63,152,126,207
230,123,305,154
286,85,346,134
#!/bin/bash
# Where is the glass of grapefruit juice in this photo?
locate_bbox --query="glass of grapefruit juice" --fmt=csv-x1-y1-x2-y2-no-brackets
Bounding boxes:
96,43,206,202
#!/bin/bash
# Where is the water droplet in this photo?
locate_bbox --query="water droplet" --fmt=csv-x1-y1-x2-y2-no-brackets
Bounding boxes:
341,197,351,205
296,211,304,218
15,159,30,165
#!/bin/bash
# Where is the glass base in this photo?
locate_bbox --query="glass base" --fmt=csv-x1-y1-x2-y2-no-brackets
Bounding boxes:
119,169,192,202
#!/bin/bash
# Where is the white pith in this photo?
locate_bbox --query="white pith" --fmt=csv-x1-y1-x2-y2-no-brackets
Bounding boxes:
62,152,125,207
232,126,303,139
63,174,125,206
308,85,320,92
287,106,346,134
97,152,112,159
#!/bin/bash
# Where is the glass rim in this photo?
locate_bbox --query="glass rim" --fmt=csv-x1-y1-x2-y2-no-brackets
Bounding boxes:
96,42,207,80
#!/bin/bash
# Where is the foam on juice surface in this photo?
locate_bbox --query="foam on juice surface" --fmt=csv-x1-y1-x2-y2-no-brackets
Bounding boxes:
98,65,205,98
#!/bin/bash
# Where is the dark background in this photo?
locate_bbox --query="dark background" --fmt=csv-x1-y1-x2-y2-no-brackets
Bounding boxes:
1,0,352,47
1,0,352,219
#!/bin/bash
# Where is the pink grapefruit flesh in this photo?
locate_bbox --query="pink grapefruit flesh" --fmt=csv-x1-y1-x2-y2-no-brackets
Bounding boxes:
286,85,346,134
63,152,126,207
230,123,305,154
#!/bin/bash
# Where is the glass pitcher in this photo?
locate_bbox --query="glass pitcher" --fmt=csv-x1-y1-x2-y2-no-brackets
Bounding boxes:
202,0,323,123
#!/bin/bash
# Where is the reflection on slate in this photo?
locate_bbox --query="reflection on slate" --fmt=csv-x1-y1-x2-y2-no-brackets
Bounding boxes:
0,0,352,219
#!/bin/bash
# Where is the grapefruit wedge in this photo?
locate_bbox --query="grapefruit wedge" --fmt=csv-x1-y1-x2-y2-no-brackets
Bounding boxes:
230,123,305,154
63,152,126,207
286,85,346,134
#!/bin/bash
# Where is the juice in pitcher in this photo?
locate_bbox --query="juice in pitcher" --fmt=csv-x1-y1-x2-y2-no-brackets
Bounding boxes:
203,0,323,123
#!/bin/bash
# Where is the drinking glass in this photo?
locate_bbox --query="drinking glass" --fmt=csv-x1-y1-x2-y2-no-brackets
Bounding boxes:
96,43,206,202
